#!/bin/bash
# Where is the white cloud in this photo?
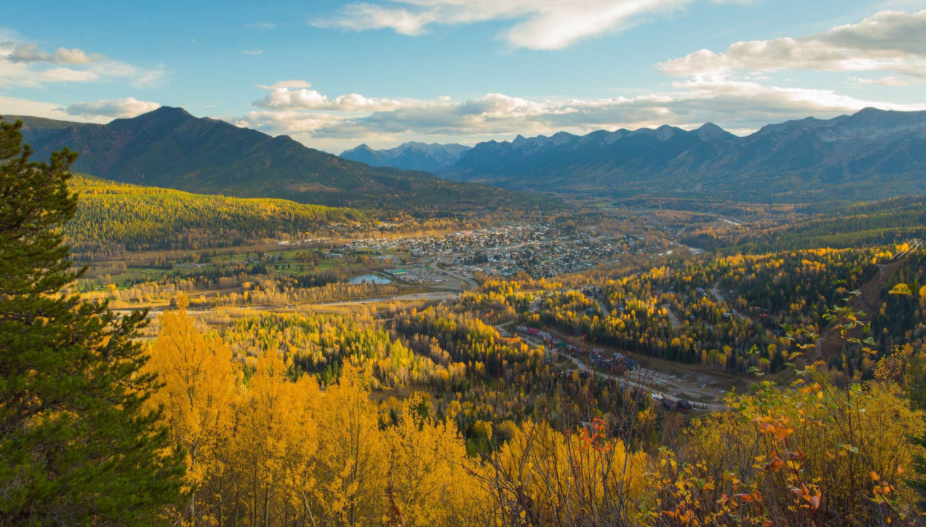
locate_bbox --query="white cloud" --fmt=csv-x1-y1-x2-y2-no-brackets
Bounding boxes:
8,42,102,64
234,110,346,135
0,39,165,88
849,76,916,87
313,0,750,50
0,96,70,121
39,67,101,83
247,8,926,151
255,80,313,90
66,97,161,119
50,47,97,64
0,95,111,124
817,10,926,56
242,49,263,55
253,85,408,112
660,9,926,79
233,80,926,151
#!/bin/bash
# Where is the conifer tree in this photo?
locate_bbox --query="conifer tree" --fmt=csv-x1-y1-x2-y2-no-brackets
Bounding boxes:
0,117,185,525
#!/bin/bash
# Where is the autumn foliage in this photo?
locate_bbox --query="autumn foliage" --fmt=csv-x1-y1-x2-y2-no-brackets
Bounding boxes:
146,297,492,526
142,289,926,526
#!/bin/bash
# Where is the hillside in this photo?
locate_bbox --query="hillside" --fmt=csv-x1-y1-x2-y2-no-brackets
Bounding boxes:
5,109,550,214
439,108,926,203
340,141,471,172
739,195,926,252
65,174,364,254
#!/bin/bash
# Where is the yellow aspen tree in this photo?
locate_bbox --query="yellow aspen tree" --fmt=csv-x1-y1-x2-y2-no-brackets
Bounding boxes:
386,393,490,526
147,293,241,525
232,348,318,527
491,420,648,525
308,363,388,526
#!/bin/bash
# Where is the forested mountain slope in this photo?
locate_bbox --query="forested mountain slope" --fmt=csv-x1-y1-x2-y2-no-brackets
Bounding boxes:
738,195,926,252
439,108,926,202
6,109,551,214
65,174,363,254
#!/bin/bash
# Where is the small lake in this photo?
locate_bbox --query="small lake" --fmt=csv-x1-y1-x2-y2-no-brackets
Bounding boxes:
348,274,392,285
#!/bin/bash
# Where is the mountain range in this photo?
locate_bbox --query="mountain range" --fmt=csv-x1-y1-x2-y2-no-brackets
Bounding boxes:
340,142,471,172
13,107,926,209
8,108,549,213
356,108,926,203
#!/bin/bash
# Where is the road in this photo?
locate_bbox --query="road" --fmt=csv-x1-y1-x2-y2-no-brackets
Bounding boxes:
314,290,457,306
516,333,728,412
439,267,478,290
662,303,681,329
113,289,460,318
710,281,747,320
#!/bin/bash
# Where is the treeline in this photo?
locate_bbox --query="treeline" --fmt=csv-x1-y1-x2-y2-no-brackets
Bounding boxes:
741,196,926,252
103,274,401,309
680,195,926,254
64,175,366,255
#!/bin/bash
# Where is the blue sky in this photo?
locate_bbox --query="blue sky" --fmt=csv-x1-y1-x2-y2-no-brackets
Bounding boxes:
3,0,926,152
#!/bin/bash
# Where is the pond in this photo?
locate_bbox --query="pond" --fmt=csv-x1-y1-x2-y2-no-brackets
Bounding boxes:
348,274,392,285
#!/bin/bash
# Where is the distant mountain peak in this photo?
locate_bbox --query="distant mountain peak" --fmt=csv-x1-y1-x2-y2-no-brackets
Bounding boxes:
696,122,734,141
342,143,375,154
11,107,539,212
438,107,926,203
340,140,472,172
119,106,194,128
653,125,678,141
147,106,192,118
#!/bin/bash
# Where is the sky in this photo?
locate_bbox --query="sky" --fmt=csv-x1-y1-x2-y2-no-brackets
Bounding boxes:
2,0,926,153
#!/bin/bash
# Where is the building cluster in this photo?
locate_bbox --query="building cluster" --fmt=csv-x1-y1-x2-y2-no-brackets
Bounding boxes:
334,224,650,279
241,254,282,265
515,326,639,374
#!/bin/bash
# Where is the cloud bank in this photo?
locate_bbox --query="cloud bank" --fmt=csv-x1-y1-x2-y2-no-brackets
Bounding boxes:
66,97,161,119
239,9,923,150
313,0,750,51
236,78,925,148
0,40,165,88
660,10,926,80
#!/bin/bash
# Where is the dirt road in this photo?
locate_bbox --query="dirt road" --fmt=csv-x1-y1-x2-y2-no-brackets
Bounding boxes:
516,332,728,412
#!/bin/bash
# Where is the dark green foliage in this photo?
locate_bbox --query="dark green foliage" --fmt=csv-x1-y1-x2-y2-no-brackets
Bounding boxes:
737,196,926,253
0,118,185,525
